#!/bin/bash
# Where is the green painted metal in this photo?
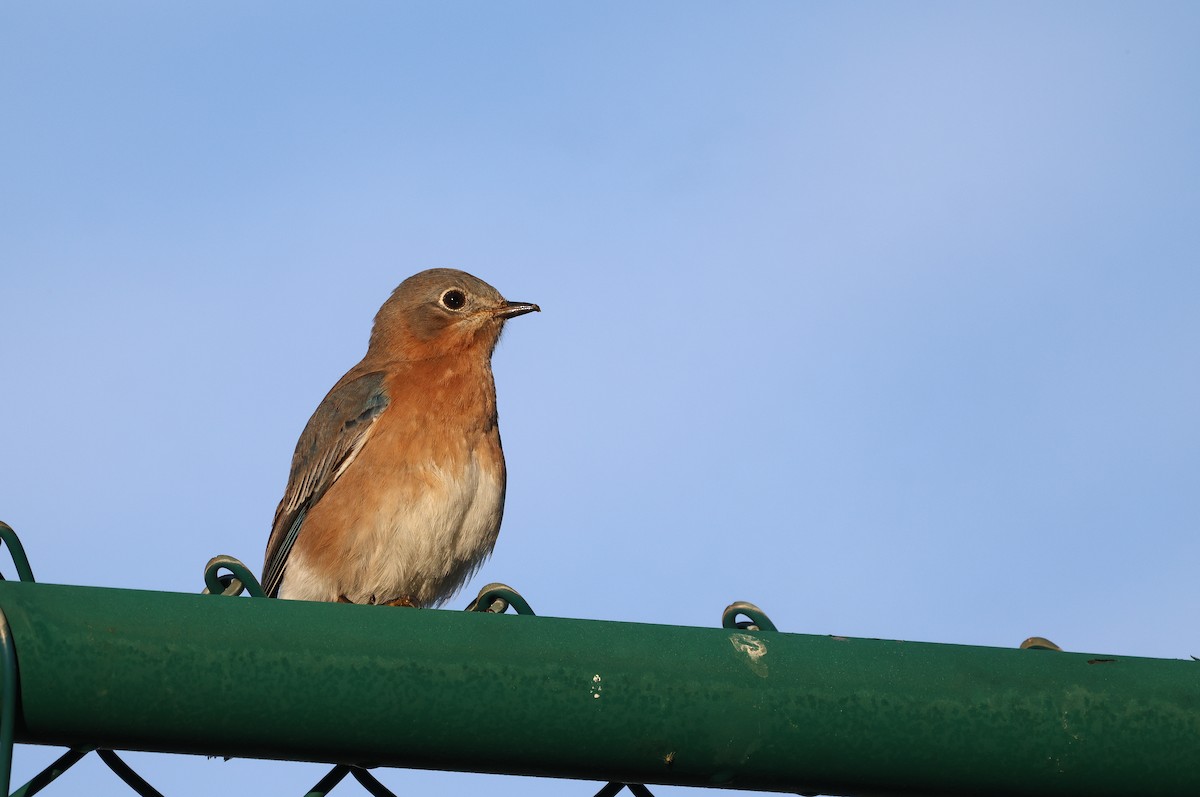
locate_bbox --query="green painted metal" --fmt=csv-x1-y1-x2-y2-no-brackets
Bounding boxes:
202,555,266,598
0,607,15,795
10,748,89,797
304,765,350,797
722,601,777,632
94,750,167,797
0,581,1198,796
348,767,401,797
0,523,35,584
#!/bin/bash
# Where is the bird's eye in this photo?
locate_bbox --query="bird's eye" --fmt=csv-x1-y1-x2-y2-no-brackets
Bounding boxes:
440,289,467,310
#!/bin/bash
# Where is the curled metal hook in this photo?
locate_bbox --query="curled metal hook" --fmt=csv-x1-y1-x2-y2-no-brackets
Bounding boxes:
1020,636,1062,651
722,601,778,632
202,555,266,598
465,583,535,615
0,522,35,583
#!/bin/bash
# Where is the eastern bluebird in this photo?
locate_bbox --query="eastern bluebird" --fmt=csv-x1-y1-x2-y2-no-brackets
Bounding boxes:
261,269,539,607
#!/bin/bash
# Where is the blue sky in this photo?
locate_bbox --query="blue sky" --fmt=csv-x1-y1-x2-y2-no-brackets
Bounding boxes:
2,3,1198,795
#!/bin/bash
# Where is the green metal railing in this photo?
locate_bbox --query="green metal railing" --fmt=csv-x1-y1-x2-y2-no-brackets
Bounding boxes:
1,519,1198,796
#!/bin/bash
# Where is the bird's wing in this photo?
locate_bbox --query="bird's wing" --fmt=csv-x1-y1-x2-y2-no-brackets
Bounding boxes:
262,370,390,597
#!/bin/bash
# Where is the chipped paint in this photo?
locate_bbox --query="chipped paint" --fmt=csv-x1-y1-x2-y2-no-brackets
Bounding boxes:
730,632,769,677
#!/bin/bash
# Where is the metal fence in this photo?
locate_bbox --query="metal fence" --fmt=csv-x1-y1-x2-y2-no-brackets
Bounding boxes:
0,520,1197,797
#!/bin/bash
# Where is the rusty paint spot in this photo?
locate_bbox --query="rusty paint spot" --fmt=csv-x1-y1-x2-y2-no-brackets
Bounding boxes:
664,751,675,766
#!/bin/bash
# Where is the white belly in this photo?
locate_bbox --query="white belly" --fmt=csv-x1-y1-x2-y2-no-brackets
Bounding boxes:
279,454,505,607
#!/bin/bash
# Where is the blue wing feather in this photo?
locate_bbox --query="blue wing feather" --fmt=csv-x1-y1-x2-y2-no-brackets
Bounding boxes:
262,371,390,598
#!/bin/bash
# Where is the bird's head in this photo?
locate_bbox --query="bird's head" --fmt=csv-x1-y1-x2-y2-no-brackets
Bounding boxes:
370,268,539,360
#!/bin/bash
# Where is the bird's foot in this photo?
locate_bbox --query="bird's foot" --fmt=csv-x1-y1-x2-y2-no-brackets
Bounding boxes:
335,594,418,607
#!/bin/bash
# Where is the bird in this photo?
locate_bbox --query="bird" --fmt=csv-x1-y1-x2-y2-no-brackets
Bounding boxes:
261,268,539,607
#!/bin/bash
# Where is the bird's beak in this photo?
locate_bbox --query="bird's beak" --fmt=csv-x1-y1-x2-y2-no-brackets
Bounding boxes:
493,301,541,320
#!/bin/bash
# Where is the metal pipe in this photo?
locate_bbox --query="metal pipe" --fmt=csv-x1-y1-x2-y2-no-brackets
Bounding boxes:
1,581,1197,796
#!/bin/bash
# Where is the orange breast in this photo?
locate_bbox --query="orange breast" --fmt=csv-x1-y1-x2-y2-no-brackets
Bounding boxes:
287,355,507,604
